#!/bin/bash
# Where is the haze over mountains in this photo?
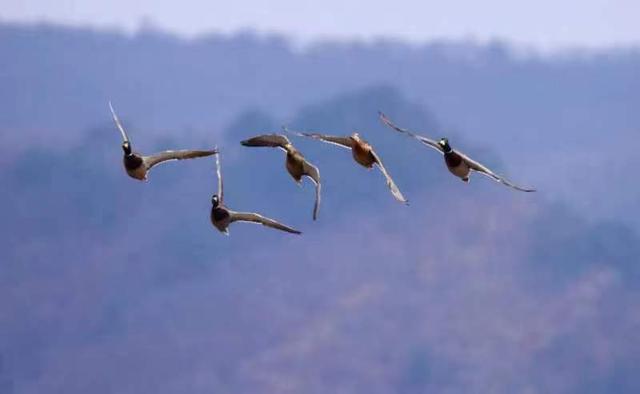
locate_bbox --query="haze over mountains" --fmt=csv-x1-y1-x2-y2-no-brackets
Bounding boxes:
1,22,639,225
1,22,639,393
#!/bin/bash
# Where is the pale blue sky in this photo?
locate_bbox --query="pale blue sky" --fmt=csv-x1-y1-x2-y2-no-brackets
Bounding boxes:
2,0,639,49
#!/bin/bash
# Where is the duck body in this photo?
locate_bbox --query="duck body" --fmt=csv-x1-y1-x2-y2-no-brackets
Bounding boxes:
285,149,306,182
123,153,146,180
351,137,376,168
110,102,217,182
285,128,407,203
210,204,232,234
378,111,535,192
209,155,302,235
444,151,470,181
241,134,322,220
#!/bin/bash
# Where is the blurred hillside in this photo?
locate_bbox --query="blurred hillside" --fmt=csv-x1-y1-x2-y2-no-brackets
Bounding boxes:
1,22,640,393
1,22,638,226
2,83,640,393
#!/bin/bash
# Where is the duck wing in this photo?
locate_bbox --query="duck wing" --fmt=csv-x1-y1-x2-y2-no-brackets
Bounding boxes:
241,134,292,152
143,149,218,171
459,151,536,192
301,159,321,220
284,127,353,150
215,152,224,201
229,211,302,234
378,111,443,154
370,149,408,204
108,101,130,143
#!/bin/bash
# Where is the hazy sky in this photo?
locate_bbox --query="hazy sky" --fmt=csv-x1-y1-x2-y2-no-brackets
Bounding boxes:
2,0,639,49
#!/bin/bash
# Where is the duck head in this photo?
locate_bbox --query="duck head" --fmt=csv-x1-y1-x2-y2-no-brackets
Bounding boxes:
211,194,220,208
438,138,452,153
122,141,132,155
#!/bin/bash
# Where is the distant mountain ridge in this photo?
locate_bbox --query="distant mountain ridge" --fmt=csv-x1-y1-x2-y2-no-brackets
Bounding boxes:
1,22,638,144
2,21,639,229
2,83,640,393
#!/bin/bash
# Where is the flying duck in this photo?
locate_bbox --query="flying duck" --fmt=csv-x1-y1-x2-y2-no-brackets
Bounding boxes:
241,134,321,220
378,112,535,192
210,153,301,235
109,102,217,181
284,127,408,204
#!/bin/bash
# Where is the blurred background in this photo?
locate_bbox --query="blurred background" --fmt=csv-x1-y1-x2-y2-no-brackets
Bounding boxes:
1,1,639,392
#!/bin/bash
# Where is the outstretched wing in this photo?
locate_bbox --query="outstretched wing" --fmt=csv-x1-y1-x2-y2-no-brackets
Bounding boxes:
378,111,443,154
109,101,130,142
241,134,291,152
284,127,353,150
215,151,224,201
370,149,408,204
143,149,218,171
459,152,536,192
302,160,321,220
229,211,302,234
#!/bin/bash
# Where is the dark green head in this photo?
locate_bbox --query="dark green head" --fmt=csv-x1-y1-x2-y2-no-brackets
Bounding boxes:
211,194,220,208
438,138,452,153
122,141,132,155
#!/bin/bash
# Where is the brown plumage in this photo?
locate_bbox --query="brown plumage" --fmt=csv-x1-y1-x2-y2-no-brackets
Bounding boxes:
241,134,321,220
285,127,408,204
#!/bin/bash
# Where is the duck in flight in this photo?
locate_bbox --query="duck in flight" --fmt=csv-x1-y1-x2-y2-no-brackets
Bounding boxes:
284,127,408,204
210,153,301,235
109,102,217,181
241,134,321,220
378,112,535,192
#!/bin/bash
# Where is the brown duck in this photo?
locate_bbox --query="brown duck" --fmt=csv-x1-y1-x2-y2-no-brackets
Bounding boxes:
379,112,535,192
241,134,321,220
109,102,217,181
210,153,301,235
285,127,408,204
